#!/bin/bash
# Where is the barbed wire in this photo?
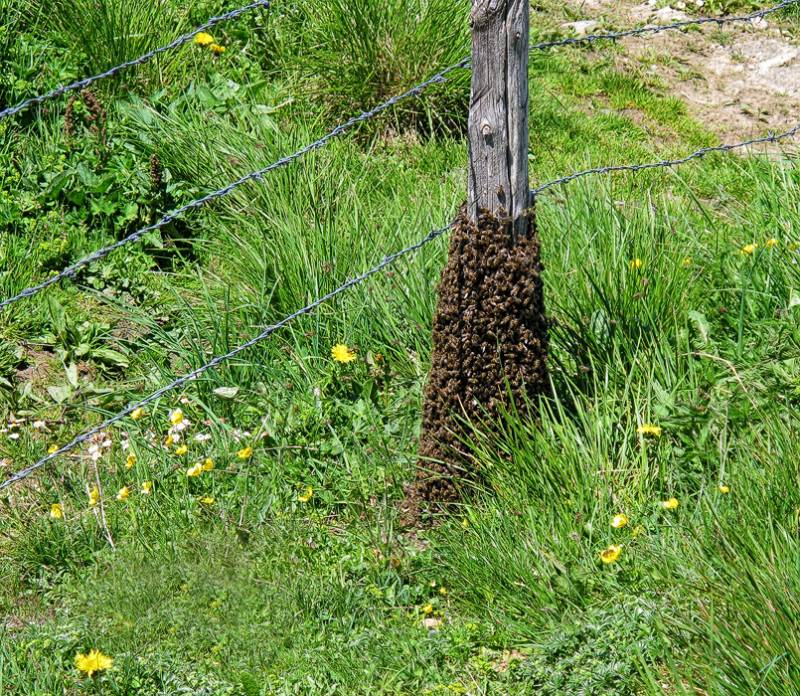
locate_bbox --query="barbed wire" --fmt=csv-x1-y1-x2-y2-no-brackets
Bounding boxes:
4,0,794,127
0,223,450,492
0,60,470,312
1,0,795,310
0,0,271,122
3,1,800,490
530,122,800,198
530,0,799,52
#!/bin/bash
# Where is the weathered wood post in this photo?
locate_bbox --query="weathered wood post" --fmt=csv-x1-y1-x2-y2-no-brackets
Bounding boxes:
468,0,530,241
409,0,548,511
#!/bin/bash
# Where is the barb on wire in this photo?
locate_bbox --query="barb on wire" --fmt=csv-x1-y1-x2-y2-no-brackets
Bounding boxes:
530,122,800,198
0,0,271,122
0,224,451,492
0,58,470,312
530,0,799,52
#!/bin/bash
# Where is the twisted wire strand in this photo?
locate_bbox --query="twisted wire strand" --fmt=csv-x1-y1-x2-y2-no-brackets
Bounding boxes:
530,0,799,52
4,0,793,125
530,123,800,197
0,223,450,492
0,59,471,313
0,0,271,122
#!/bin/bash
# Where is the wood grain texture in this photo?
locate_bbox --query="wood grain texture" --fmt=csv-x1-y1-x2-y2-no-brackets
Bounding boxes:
467,0,530,241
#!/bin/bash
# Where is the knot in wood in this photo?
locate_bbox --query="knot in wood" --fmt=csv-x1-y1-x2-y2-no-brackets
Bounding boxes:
480,119,493,136
470,0,506,29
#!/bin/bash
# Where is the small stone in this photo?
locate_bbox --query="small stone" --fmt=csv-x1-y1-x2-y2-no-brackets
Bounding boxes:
561,19,600,37
651,6,689,22
422,617,443,632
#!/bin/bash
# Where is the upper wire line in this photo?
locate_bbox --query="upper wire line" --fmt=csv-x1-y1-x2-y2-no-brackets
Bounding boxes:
0,0,271,122
529,0,799,52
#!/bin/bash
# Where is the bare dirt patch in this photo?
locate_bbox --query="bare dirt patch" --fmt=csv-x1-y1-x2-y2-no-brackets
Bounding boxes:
563,1,800,143
15,345,58,387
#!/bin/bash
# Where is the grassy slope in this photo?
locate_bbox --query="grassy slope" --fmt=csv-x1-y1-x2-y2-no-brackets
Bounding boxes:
2,0,800,694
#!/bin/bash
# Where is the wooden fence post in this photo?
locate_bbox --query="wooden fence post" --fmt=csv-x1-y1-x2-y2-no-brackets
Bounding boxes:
409,0,547,517
468,0,530,239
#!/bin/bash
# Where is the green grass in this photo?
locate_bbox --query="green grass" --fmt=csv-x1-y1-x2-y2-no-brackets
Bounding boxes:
2,1,800,694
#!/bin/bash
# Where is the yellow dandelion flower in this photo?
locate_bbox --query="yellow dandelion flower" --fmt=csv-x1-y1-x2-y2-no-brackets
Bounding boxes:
75,649,113,677
766,238,779,248
237,446,253,460
186,463,203,478
610,513,629,529
681,256,692,268
461,518,469,529
439,586,448,596
125,453,137,470
599,544,623,564
130,407,145,420
331,343,356,363
719,484,730,494
422,603,434,615
88,486,100,507
637,423,662,437
298,485,314,503
175,444,188,456
141,481,153,495
47,444,58,454
199,496,215,505
661,497,679,510
116,486,130,502
169,408,184,426
50,503,63,519
629,258,643,270
194,32,214,47
209,43,226,54
164,434,174,448
741,243,758,255
202,457,214,472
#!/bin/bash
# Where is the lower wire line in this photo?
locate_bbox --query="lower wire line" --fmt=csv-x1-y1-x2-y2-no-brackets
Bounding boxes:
0,224,451,492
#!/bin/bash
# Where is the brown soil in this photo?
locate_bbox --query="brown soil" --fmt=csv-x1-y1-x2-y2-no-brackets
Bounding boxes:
407,207,549,515
15,346,58,387
562,1,800,143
